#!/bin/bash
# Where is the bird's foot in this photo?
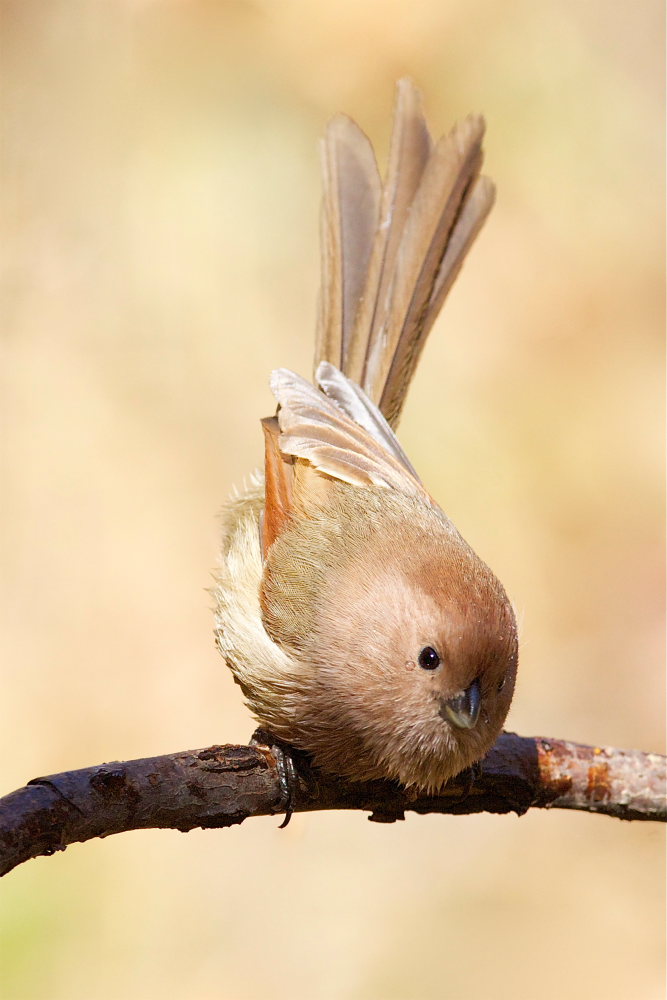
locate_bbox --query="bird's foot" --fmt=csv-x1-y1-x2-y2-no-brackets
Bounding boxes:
250,728,302,828
452,760,483,801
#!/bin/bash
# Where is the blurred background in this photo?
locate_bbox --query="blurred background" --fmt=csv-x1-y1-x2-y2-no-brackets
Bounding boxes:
1,1,664,998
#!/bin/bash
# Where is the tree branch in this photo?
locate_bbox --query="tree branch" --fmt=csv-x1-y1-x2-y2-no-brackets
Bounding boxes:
1,732,664,876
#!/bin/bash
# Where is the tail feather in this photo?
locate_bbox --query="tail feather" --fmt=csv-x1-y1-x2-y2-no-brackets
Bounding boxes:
347,78,432,389
315,79,494,428
315,116,381,379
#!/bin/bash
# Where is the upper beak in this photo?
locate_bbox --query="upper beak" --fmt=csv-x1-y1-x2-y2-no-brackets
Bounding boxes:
441,678,482,730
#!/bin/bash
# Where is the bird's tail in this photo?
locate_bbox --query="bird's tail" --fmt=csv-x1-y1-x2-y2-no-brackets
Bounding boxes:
314,78,495,428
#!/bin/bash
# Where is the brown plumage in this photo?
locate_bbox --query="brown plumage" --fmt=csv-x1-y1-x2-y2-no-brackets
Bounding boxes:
214,80,517,793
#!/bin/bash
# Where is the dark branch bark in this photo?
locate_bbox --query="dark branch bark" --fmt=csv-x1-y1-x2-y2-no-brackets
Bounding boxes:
1,732,664,877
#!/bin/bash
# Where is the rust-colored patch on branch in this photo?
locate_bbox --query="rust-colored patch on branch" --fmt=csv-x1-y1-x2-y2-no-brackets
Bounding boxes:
535,740,574,802
586,760,611,803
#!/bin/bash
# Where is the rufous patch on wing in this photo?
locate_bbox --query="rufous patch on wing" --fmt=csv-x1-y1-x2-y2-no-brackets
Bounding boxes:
261,415,295,558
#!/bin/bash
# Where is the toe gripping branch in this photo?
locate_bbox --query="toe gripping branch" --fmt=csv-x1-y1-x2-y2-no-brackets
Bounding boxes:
250,729,311,828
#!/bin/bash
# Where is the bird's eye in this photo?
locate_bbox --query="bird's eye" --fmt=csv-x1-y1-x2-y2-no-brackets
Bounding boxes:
418,646,440,670
497,675,506,692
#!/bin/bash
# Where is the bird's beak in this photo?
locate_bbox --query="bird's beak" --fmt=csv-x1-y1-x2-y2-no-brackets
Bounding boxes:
441,678,481,729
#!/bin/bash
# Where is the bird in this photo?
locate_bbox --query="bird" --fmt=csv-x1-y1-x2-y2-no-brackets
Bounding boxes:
213,79,518,795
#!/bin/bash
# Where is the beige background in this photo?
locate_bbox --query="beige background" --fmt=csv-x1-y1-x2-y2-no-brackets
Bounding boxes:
1,2,664,999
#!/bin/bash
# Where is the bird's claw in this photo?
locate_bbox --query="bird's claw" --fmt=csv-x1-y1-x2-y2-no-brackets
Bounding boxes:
250,728,299,828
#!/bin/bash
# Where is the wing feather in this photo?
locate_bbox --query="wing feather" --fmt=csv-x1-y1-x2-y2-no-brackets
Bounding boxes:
270,367,426,501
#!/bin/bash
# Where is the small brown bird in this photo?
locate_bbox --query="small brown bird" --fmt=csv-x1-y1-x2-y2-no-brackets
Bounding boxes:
214,80,517,794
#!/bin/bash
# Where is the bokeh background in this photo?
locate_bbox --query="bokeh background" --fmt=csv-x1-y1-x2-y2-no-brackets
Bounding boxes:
1,2,664,998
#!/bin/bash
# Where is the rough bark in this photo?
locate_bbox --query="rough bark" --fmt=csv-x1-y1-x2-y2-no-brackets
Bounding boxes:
1,732,664,877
